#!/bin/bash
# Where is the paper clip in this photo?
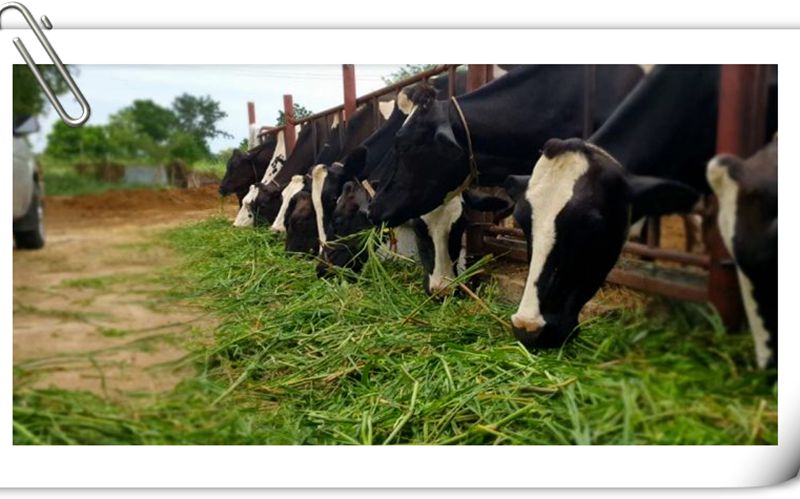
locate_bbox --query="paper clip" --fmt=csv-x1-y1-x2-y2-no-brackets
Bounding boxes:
1,1,90,127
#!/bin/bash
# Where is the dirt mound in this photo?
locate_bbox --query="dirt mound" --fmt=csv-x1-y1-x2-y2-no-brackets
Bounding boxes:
45,185,237,230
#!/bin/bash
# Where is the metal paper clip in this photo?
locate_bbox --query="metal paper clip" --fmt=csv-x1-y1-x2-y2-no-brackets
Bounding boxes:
1,1,90,127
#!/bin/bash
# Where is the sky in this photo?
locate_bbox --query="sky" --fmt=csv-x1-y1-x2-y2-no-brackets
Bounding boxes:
29,64,404,153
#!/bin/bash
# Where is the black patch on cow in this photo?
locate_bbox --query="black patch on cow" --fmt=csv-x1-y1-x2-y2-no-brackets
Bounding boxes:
285,191,319,256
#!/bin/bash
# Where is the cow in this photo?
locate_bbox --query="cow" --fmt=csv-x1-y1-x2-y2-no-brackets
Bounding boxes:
311,73,468,252
248,117,335,226
510,65,777,352
366,65,645,228
510,138,699,349
232,127,293,227
707,137,777,368
219,132,278,207
253,98,394,230
282,97,396,247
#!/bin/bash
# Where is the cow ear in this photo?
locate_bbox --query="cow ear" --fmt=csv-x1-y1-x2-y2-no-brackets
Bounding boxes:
462,189,514,215
435,122,463,160
503,175,531,203
627,175,700,221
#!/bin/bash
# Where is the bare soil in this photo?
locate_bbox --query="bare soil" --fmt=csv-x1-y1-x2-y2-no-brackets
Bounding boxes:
13,185,239,400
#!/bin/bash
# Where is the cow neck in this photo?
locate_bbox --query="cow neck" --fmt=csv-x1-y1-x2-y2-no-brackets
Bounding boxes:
447,96,479,203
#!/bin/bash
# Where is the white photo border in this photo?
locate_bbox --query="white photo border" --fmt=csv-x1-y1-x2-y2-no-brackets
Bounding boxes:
1,28,796,488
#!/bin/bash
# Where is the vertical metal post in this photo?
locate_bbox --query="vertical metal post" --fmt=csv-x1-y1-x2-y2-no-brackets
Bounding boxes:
705,65,769,331
283,94,296,155
342,64,357,121
464,64,493,256
247,101,257,148
467,64,489,92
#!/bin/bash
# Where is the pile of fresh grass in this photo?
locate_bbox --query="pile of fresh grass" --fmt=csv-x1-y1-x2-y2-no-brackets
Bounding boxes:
13,217,777,444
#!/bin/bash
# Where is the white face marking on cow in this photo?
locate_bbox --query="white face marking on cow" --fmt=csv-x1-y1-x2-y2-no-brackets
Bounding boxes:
511,151,590,332
397,91,414,115
392,222,419,259
402,106,418,127
271,175,305,233
331,113,340,129
492,65,508,79
233,184,259,227
420,196,463,293
378,100,395,120
310,164,328,247
707,157,772,368
262,130,287,183
638,64,655,74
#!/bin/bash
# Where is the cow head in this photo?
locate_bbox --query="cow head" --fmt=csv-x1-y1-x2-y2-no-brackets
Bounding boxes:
368,84,469,227
316,180,373,277
285,190,319,255
270,175,307,233
232,184,260,227
511,138,699,350
219,149,260,206
310,162,347,247
250,181,284,226
707,138,778,368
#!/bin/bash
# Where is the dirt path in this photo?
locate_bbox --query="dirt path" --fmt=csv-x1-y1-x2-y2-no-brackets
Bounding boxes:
13,185,238,399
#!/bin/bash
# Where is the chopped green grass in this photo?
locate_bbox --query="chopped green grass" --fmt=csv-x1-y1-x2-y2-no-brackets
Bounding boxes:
12,216,777,445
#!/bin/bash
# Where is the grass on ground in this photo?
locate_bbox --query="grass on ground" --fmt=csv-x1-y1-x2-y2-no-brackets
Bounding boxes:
12,217,778,444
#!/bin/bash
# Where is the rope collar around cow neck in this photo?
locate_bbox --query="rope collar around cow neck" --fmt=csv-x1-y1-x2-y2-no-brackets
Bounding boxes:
448,96,479,201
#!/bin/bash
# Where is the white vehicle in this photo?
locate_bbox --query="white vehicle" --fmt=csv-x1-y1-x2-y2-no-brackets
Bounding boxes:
13,116,45,250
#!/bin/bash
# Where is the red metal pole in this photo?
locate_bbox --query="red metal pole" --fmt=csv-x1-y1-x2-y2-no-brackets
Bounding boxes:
705,65,768,332
342,64,357,121
283,94,296,155
467,64,489,92
247,101,256,126
464,64,493,256
247,101,257,148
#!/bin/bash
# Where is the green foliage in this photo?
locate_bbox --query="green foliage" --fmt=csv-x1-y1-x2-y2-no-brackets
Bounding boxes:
44,122,111,162
166,131,207,165
127,100,177,143
276,102,313,126
42,94,231,169
12,218,778,444
12,64,74,119
237,138,250,151
382,64,438,85
172,93,233,156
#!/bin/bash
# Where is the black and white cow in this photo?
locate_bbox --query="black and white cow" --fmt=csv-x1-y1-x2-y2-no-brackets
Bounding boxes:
219,132,278,207
510,65,777,351
232,127,295,227
310,78,460,251
510,138,699,348
367,65,645,227
255,99,394,235
707,137,778,368
249,117,335,226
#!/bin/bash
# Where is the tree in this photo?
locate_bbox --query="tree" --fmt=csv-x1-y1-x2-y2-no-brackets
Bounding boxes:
171,93,232,157
381,64,438,85
45,121,110,162
166,131,207,165
127,100,177,143
276,103,313,126
13,64,75,120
